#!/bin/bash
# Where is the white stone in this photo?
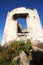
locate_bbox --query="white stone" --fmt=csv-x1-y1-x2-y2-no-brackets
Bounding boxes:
1,7,43,47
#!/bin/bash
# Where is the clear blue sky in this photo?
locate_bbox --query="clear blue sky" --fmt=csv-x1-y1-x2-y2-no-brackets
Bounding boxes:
0,0,43,43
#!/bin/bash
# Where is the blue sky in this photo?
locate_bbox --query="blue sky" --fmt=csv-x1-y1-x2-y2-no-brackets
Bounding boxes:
17,18,27,29
0,0,43,43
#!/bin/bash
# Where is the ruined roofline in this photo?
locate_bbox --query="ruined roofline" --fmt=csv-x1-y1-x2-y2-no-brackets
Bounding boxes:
7,7,37,17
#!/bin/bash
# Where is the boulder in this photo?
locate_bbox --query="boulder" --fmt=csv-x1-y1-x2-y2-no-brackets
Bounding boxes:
12,50,29,65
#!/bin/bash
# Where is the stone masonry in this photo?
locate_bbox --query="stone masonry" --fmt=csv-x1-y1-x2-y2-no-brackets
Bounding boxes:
1,7,43,48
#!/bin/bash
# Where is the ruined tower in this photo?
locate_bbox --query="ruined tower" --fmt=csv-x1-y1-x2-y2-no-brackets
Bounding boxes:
1,7,43,46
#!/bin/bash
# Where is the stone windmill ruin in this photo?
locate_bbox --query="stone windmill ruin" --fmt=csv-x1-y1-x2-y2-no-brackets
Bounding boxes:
1,7,43,51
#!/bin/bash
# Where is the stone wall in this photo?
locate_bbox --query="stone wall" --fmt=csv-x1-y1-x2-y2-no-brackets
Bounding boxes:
1,7,43,46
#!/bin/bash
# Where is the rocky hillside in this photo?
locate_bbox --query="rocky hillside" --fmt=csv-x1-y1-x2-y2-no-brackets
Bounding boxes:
0,40,43,65
0,40,32,65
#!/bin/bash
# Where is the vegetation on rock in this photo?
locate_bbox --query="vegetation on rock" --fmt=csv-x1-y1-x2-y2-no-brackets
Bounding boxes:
0,40,32,65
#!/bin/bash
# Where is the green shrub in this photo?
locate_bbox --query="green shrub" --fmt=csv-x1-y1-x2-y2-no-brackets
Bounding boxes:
10,61,18,65
0,40,32,65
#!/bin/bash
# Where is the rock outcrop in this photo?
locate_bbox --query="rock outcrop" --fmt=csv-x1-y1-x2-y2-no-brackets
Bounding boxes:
12,51,29,65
